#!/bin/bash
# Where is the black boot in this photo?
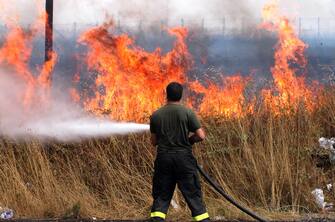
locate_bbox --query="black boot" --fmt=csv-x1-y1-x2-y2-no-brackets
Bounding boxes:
148,217,165,222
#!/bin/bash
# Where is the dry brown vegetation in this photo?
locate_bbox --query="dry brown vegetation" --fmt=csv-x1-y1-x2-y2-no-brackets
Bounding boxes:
1,89,335,221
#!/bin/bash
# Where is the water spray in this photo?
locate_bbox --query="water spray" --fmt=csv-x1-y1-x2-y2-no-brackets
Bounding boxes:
11,118,149,141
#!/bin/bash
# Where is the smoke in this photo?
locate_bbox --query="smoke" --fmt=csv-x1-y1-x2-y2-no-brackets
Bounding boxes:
52,0,335,25
0,0,334,26
0,0,334,33
53,0,259,25
0,69,149,141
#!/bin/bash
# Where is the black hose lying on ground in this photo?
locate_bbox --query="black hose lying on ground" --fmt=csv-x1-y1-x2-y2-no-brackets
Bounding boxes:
197,164,269,222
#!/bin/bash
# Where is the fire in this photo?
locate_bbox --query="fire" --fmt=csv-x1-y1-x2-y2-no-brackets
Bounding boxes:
261,0,318,114
73,0,323,121
37,51,58,104
78,22,191,121
76,0,320,122
0,0,319,122
0,8,57,109
189,76,249,118
0,23,36,107
69,73,81,103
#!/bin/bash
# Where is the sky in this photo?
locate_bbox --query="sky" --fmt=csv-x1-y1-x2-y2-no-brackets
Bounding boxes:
52,0,335,24
0,0,334,26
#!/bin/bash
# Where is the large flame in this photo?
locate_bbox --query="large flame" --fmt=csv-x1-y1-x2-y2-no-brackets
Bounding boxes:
261,0,317,114
73,1,322,121
78,22,192,121
75,0,320,121
0,23,36,107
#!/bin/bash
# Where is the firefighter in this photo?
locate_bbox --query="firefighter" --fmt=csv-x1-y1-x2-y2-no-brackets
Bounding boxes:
149,82,210,222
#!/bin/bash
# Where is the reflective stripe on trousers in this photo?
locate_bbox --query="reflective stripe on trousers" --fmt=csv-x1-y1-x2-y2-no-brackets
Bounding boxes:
150,211,166,219
193,212,210,221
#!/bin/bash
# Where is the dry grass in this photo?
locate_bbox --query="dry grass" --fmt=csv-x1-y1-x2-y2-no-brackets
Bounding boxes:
1,90,335,220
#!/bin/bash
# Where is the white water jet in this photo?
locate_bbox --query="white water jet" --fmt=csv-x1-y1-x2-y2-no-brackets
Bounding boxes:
0,70,149,141
11,118,149,141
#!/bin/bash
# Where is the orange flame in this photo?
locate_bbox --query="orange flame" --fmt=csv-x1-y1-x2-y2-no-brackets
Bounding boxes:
73,1,321,121
78,22,192,121
261,0,318,114
0,8,57,109
189,76,249,118
37,51,58,104
0,23,37,107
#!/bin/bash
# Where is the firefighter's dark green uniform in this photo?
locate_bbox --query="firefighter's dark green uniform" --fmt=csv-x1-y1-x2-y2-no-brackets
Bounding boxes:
150,103,209,221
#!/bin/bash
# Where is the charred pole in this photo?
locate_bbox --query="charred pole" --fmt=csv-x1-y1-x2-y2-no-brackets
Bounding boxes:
45,0,53,62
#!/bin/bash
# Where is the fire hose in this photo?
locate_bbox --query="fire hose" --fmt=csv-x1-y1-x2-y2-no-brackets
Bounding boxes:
196,164,268,222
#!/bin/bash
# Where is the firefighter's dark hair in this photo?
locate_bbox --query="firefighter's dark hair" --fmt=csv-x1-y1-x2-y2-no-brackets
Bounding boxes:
166,82,183,102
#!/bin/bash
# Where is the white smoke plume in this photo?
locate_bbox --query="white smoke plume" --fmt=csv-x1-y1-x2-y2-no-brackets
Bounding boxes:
53,0,335,24
1,1,334,25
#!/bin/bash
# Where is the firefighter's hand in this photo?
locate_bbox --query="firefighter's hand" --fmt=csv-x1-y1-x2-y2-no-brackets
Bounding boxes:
189,128,206,145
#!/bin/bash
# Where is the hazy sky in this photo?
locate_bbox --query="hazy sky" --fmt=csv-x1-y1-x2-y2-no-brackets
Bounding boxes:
53,0,335,24
1,0,334,25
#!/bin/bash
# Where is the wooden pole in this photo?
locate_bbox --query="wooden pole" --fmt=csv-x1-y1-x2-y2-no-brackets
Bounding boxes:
45,0,53,62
